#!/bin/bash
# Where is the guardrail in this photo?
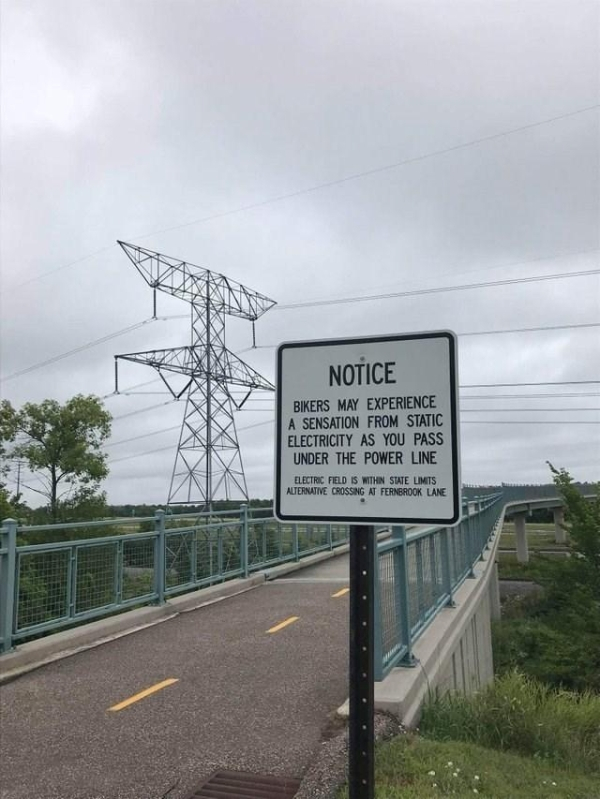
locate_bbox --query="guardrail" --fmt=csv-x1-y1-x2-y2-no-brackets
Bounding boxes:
0,508,350,654
374,493,504,680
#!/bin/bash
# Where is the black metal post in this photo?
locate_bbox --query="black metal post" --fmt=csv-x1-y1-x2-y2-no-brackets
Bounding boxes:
349,524,375,799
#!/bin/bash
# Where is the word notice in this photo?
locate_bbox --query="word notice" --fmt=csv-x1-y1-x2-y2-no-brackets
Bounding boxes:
274,331,460,524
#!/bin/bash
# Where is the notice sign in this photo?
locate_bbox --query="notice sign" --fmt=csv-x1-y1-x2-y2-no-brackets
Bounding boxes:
275,331,460,525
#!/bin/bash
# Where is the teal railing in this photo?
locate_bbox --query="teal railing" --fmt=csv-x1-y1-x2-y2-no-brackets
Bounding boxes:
0,507,350,654
374,493,504,680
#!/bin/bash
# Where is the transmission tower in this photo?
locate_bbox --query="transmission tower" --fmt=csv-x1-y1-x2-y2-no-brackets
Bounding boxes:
114,241,276,509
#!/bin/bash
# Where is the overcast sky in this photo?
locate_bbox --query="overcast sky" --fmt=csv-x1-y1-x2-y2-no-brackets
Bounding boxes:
1,0,599,508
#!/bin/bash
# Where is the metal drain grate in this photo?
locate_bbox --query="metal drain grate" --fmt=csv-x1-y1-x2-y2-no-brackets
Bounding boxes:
185,769,302,798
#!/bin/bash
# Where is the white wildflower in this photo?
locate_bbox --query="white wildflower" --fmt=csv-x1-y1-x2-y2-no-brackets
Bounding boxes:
428,770,436,776
474,776,480,781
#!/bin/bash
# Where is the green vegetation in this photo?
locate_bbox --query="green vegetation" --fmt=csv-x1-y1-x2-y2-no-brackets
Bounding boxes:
363,733,600,798
496,552,563,581
494,468,600,692
499,523,565,551
1,395,111,522
337,469,600,797
420,671,600,773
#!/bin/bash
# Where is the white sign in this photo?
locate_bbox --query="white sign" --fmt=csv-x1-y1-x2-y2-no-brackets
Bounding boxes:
274,331,461,524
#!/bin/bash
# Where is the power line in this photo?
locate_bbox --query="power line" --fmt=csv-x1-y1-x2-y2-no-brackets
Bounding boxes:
460,392,600,400
102,378,160,399
459,322,600,338
107,419,274,464
0,319,155,383
125,104,600,242
3,291,596,387
463,420,600,425
111,401,178,422
14,103,598,288
461,380,599,388
233,321,600,352
104,425,181,448
460,408,600,412
275,268,600,310
15,244,117,289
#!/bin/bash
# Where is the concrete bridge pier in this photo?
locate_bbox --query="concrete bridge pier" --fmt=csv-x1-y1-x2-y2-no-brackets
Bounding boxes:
553,506,566,544
513,512,529,563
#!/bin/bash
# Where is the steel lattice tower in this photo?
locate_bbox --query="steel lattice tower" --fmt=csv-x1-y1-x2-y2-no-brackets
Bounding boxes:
114,241,276,508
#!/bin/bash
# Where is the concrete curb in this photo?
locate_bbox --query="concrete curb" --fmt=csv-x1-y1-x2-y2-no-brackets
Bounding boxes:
0,574,265,684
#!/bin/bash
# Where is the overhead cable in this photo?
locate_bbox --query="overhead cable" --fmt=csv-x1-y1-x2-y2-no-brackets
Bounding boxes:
275,269,600,310
0,319,155,383
15,103,598,287
463,420,600,425
108,419,274,465
124,104,600,242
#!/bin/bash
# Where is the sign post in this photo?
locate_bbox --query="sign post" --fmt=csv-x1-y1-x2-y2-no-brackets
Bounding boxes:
349,524,375,798
274,331,460,799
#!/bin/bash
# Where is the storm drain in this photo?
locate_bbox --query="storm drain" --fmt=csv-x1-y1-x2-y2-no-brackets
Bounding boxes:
184,769,302,798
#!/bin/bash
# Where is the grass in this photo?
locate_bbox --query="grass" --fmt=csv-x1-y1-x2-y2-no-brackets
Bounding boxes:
420,671,600,774
362,734,600,798
496,553,563,581
501,522,556,532
499,526,566,551
337,672,600,798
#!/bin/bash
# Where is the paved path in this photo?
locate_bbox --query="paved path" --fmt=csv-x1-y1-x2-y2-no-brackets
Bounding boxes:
0,555,350,799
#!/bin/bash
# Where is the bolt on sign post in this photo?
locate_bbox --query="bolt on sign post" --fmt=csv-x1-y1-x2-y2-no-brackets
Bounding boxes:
274,331,461,799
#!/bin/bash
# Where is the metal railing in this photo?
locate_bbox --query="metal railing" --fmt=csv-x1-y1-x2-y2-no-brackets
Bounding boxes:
374,493,504,680
0,507,350,654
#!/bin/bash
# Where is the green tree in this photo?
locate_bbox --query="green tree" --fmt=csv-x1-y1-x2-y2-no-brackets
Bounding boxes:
548,462,600,596
0,400,18,519
9,395,111,522
493,466,600,692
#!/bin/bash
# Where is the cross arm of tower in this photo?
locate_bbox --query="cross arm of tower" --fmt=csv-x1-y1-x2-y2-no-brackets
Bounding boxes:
115,346,274,391
117,241,276,320
222,348,275,391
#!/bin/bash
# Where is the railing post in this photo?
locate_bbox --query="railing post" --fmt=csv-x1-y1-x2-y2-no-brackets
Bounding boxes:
394,525,416,667
217,530,224,581
0,519,17,654
467,499,477,577
154,509,166,605
240,504,249,578
115,539,124,606
328,524,333,550
293,523,299,561
441,527,455,607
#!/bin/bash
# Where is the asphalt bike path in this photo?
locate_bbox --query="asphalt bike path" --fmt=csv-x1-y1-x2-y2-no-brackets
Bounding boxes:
0,555,350,799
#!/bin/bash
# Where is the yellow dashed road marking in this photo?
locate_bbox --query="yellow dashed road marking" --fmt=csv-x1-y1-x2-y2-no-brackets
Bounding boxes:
108,678,179,712
267,616,299,634
332,587,350,598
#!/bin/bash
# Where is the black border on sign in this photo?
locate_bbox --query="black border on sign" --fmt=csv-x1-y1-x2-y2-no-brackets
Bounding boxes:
274,331,461,525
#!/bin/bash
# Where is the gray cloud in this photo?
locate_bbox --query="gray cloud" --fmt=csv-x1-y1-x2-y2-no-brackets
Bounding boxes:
1,0,598,508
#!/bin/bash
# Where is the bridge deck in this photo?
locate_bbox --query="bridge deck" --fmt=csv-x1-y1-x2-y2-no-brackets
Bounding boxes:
0,557,350,799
